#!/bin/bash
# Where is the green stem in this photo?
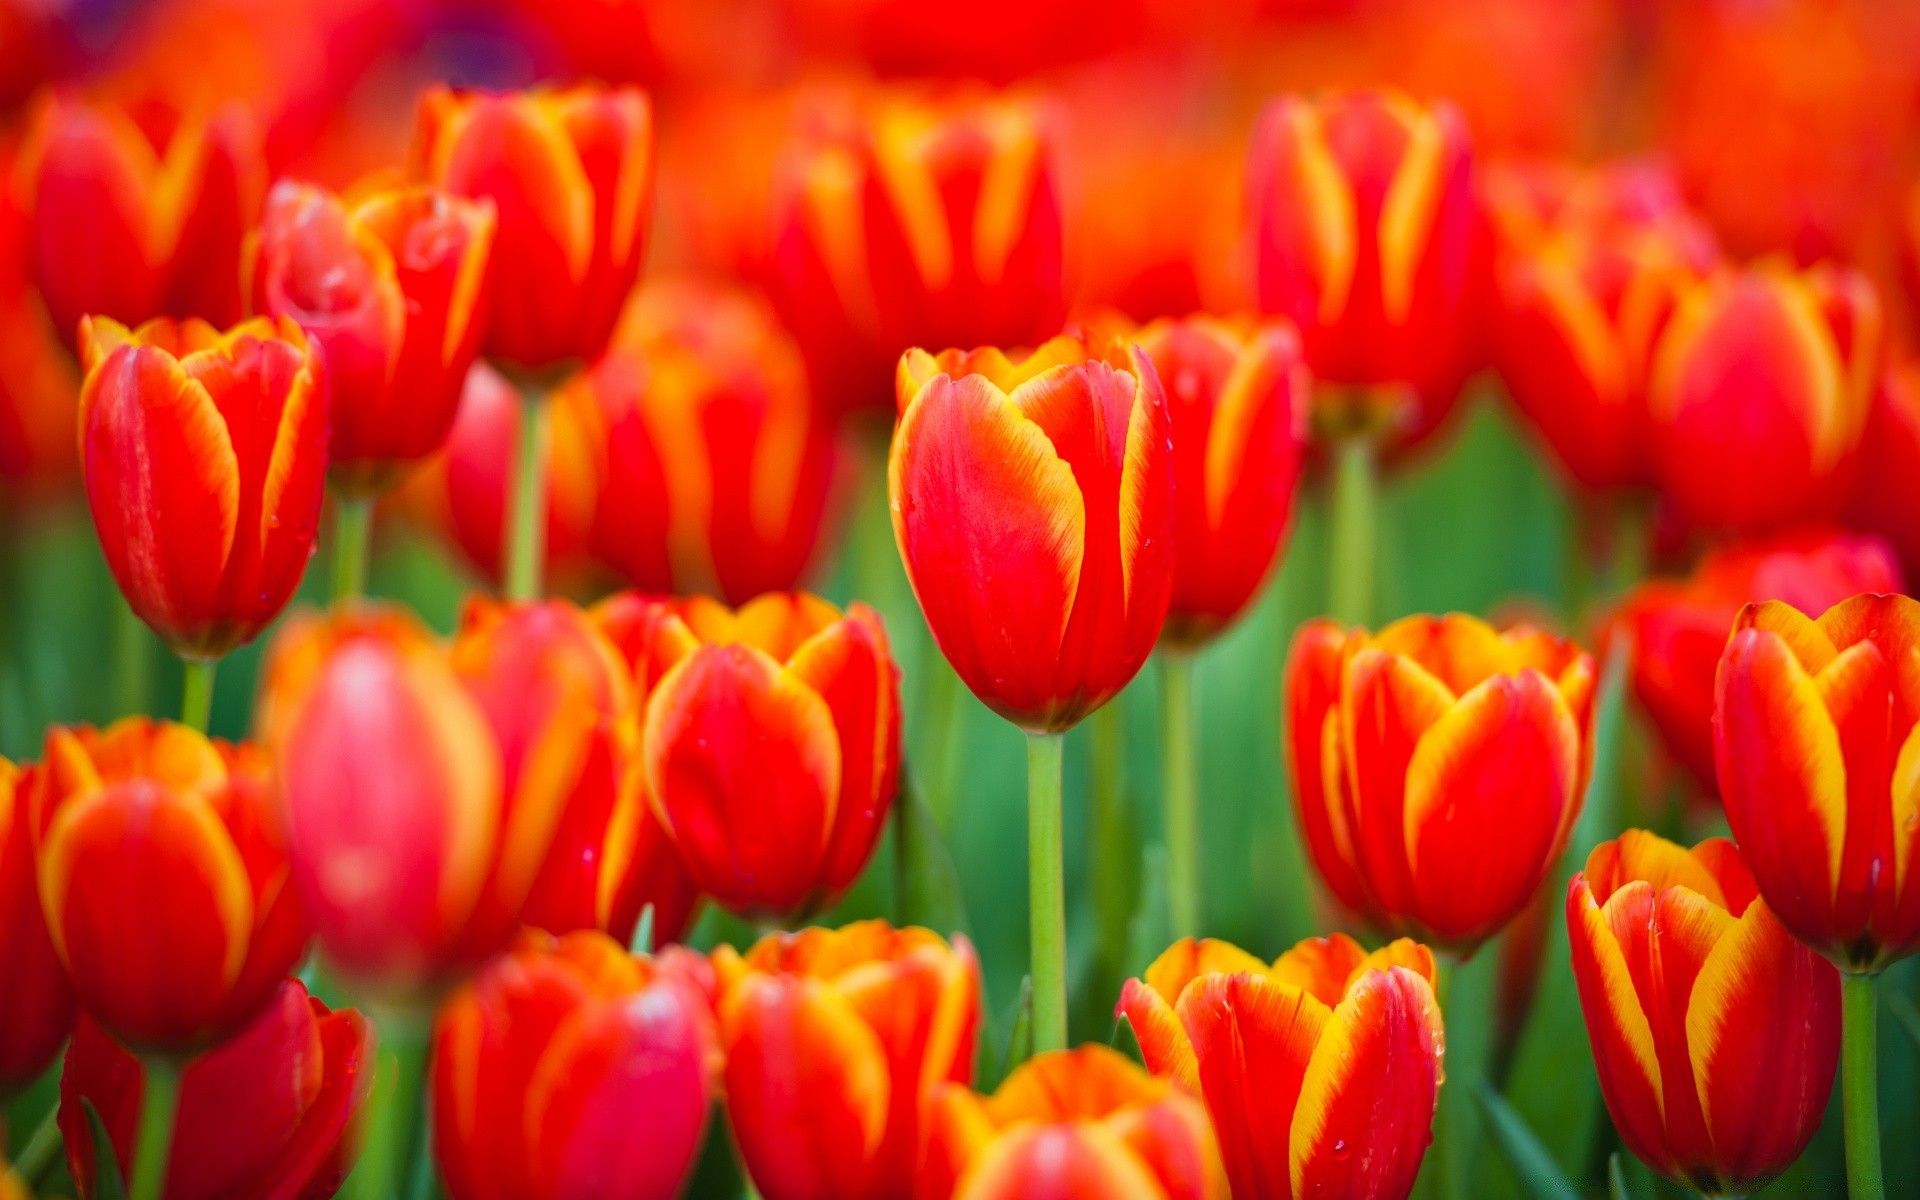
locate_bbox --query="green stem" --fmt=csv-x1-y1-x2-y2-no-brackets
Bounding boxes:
12,1098,62,1186
1026,731,1067,1054
128,1055,181,1200
113,599,154,718
331,493,374,607
351,1007,432,1200
1328,435,1379,627
1089,700,1133,1014
179,658,216,734
505,390,549,602
1843,972,1884,1200
1160,651,1200,937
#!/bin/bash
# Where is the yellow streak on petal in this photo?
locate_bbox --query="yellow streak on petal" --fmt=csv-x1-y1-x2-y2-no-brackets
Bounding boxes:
872,110,954,292
971,105,1042,286
1292,109,1357,327
1376,107,1444,326
1580,886,1666,1123
1892,722,1920,897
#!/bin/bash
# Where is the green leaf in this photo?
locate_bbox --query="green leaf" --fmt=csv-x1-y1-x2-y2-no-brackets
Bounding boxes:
82,1098,129,1200
1608,1152,1632,1200
1110,1011,1143,1064
1122,844,1172,983
1000,976,1033,1085
893,766,970,937
1475,1082,1581,1200
1885,985,1920,1053
630,903,656,957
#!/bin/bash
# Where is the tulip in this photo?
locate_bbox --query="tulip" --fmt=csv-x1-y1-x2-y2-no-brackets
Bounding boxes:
29,718,308,1053
1844,361,1920,582
19,93,264,345
77,314,328,725
639,592,900,919
1117,933,1444,1200
431,929,716,1200
767,88,1064,418
918,1044,1226,1200
0,133,77,499
1285,613,1594,953
1645,261,1882,537
1615,530,1900,793
711,921,979,1200
1567,831,1839,1195
0,756,75,1094
585,277,839,604
61,979,374,1200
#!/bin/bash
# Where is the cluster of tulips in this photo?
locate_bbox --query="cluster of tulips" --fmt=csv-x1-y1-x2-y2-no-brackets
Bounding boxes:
5,1,1920,1199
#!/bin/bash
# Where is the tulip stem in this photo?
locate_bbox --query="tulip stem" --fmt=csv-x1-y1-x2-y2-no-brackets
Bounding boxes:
1328,435,1378,626
1160,651,1200,937
128,1055,181,1200
1089,699,1134,1020
331,493,374,606
1027,731,1068,1054
351,1006,433,1200
1842,971,1884,1200
179,658,216,733
113,599,154,718
505,389,549,602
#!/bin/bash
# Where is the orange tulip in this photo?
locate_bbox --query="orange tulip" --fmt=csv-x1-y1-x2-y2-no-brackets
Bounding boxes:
1567,831,1839,1192
1645,261,1882,536
1714,593,1920,972
1245,89,1475,441
27,719,308,1052
1614,530,1901,792
78,314,328,659
891,334,1174,731
0,756,75,1093
637,592,900,918
247,178,495,495
1118,933,1444,1200
412,84,653,372
767,88,1064,417
712,921,979,1200
918,1044,1227,1200
432,930,717,1200
1285,614,1594,952
61,979,374,1200
583,277,840,603
18,92,264,344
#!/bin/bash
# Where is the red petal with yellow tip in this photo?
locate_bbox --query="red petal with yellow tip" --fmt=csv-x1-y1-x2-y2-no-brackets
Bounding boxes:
785,608,902,898
1284,620,1373,916
955,1125,1169,1200
1117,977,1199,1096
1339,646,1454,918
1566,873,1672,1180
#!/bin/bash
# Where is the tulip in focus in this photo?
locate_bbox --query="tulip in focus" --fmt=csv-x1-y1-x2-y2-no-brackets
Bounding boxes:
918,1044,1226,1200
19,93,264,344
247,178,496,496
1567,831,1839,1194
712,922,977,1200
0,756,75,1093
1118,933,1444,1200
1285,614,1594,952
29,719,309,1052
1615,530,1900,792
61,980,374,1200
432,929,716,1200
78,315,328,661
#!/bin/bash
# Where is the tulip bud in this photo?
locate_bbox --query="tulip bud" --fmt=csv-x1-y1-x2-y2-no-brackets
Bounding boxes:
1118,933,1444,1200
19,92,264,344
61,980,374,1200
586,277,839,604
1615,530,1901,792
431,930,716,1200
0,756,75,1093
412,85,653,371
711,921,979,1200
1568,831,1839,1193
29,719,309,1053
1714,593,1920,972
639,593,901,919
891,333,1174,732
1285,613,1594,952
919,1044,1227,1200
1646,261,1882,536
1245,89,1475,440
77,314,328,659
247,179,495,496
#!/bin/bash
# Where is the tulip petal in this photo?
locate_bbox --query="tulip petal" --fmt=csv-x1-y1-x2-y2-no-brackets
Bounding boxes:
1285,620,1372,916
1340,646,1456,918
956,1124,1167,1200
1117,977,1200,1096
1566,875,1669,1176
786,609,901,898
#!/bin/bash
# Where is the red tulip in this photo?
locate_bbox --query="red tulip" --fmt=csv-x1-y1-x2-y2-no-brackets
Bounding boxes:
28,719,308,1053
19,92,264,344
1714,593,1920,972
412,85,653,371
0,756,75,1093
61,980,373,1200
1285,613,1594,952
1568,831,1839,1192
891,334,1174,731
432,930,716,1200
78,314,328,659
247,179,495,495
711,921,979,1200
0,132,78,499
1118,933,1444,1200
1844,361,1920,581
